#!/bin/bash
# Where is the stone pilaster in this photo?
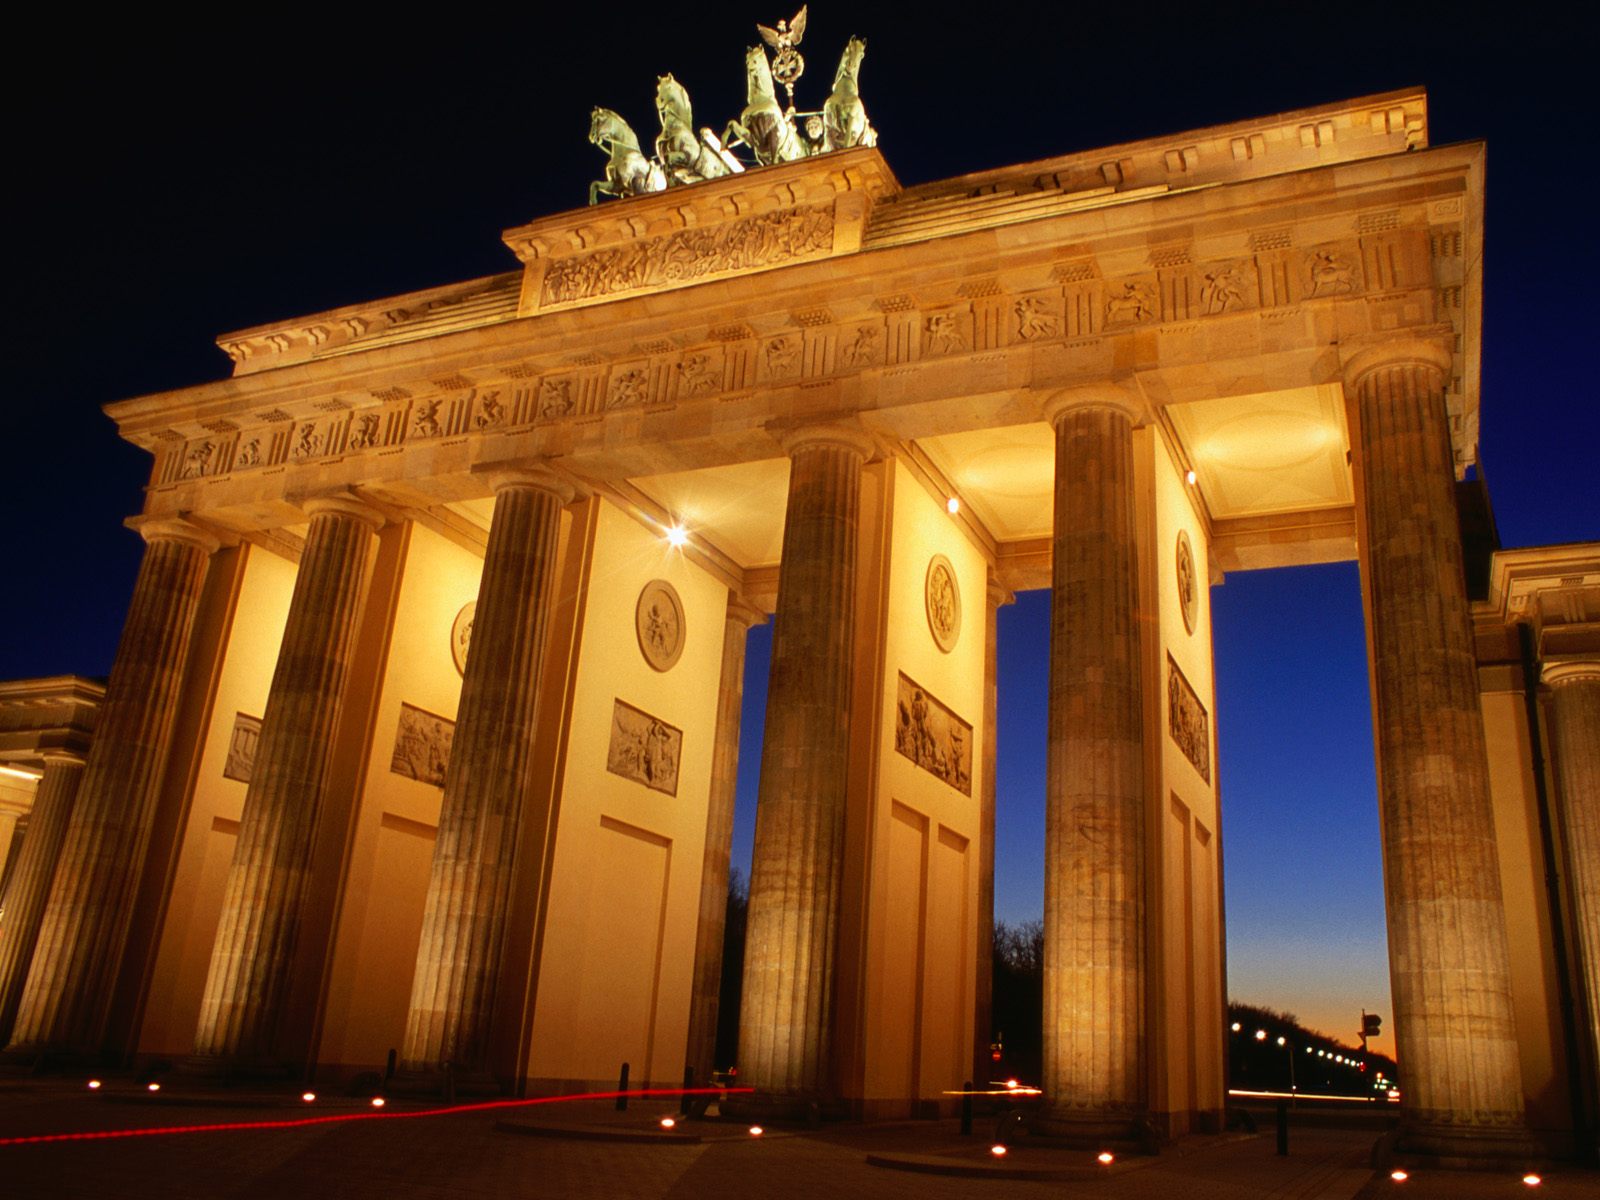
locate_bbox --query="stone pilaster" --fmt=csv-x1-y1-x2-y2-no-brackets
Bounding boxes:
0,754,86,1045
1039,389,1148,1138
1543,659,1600,1094
1347,341,1530,1156
684,597,767,1085
401,469,572,1075
735,425,872,1110
192,495,383,1064
7,519,217,1058
974,578,1011,1090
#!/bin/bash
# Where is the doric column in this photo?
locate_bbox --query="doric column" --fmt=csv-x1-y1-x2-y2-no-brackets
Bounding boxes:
736,425,872,1110
1347,341,1530,1155
974,578,1011,1090
192,495,383,1064
0,754,86,1045
401,468,571,1075
1040,388,1148,1138
684,596,767,1085
1543,660,1600,1090
7,519,217,1058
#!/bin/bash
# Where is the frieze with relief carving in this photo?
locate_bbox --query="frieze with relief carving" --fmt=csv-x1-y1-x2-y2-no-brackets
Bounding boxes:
391,702,455,788
895,672,972,796
540,204,835,307
1167,654,1210,783
606,699,682,796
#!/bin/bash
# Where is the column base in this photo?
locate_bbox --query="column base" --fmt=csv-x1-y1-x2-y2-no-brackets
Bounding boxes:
386,1066,505,1100
1029,1106,1162,1154
1379,1120,1548,1169
177,1054,297,1084
720,1089,844,1125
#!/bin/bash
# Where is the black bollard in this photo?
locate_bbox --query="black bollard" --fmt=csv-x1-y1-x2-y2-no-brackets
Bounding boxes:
616,1062,630,1111
1275,1099,1288,1156
385,1048,397,1083
960,1080,973,1136
679,1066,694,1115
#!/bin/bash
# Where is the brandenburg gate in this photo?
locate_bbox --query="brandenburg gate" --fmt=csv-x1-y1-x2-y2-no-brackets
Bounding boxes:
0,25,1594,1166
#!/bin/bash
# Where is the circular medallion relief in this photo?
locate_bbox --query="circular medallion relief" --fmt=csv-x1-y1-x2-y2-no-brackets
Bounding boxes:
450,602,476,677
925,554,961,653
636,579,686,672
1176,530,1198,635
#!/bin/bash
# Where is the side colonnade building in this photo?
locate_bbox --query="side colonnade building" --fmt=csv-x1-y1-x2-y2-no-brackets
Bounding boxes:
0,90,1595,1161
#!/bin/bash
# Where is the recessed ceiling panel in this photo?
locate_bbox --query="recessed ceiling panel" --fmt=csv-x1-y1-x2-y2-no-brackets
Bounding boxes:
917,424,1056,541
633,458,791,569
1165,384,1352,519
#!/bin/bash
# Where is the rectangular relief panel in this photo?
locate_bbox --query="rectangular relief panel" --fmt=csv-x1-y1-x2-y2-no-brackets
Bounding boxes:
605,699,683,797
894,672,973,796
222,712,261,783
1167,654,1211,783
390,702,455,788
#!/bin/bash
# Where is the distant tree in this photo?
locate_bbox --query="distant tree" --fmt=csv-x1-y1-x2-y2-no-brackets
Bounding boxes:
990,919,1043,1083
713,868,748,1072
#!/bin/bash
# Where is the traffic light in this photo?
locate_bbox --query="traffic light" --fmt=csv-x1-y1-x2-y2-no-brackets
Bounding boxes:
1361,1013,1382,1039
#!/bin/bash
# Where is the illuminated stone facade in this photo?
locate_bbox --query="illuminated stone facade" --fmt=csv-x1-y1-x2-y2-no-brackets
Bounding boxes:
0,89,1593,1159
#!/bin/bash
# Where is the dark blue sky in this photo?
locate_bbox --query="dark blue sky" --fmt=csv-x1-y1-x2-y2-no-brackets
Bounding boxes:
5,4,1596,1060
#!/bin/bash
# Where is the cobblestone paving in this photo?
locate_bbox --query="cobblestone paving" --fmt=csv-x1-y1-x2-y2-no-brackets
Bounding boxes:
1,1083,1594,1199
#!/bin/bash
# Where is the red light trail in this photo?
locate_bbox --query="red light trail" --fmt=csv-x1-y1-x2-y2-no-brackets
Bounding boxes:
0,1086,753,1149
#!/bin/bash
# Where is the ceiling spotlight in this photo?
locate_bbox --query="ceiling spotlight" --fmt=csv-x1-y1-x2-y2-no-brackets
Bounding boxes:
1185,469,1197,485
666,524,689,548
946,496,960,514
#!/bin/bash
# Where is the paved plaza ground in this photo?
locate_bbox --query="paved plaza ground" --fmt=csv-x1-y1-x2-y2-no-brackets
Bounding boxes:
1,1079,1594,1199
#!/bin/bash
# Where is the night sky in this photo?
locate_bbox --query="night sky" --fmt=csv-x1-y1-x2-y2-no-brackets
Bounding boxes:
6,7,1595,1064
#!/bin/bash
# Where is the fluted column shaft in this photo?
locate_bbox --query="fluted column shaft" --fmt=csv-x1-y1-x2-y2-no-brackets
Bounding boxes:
401,471,569,1073
974,580,1011,1089
193,496,382,1062
8,521,215,1057
685,599,765,1083
1351,349,1528,1148
0,754,86,1045
738,429,869,1102
1042,398,1146,1131
1544,661,1600,1090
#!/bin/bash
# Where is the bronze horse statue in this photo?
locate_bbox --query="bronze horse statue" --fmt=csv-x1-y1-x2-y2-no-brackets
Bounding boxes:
587,107,666,205
724,45,804,166
823,36,875,152
654,75,732,186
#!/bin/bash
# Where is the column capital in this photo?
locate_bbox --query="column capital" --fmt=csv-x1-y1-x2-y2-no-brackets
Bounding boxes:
1041,383,1148,427
726,595,769,631
299,492,387,530
486,464,577,504
774,421,877,460
986,580,1015,610
1339,335,1453,393
1543,659,1600,689
133,516,221,555
39,750,87,769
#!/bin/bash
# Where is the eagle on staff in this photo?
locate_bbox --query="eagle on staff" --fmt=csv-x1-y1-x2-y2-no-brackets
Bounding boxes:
757,5,808,113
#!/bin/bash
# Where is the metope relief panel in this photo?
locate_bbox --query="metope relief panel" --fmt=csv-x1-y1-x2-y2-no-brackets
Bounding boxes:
1167,654,1211,783
894,672,973,796
391,702,455,789
222,713,262,784
606,699,682,797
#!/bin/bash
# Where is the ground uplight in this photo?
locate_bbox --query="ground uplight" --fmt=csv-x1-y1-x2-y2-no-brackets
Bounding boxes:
301,1092,316,1103
1097,1151,1114,1165
748,1125,763,1137
86,1080,101,1090
146,1083,161,1092
1390,1169,1408,1182
659,1117,676,1130
989,1144,1007,1157
370,1097,386,1108
1522,1174,1542,1187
